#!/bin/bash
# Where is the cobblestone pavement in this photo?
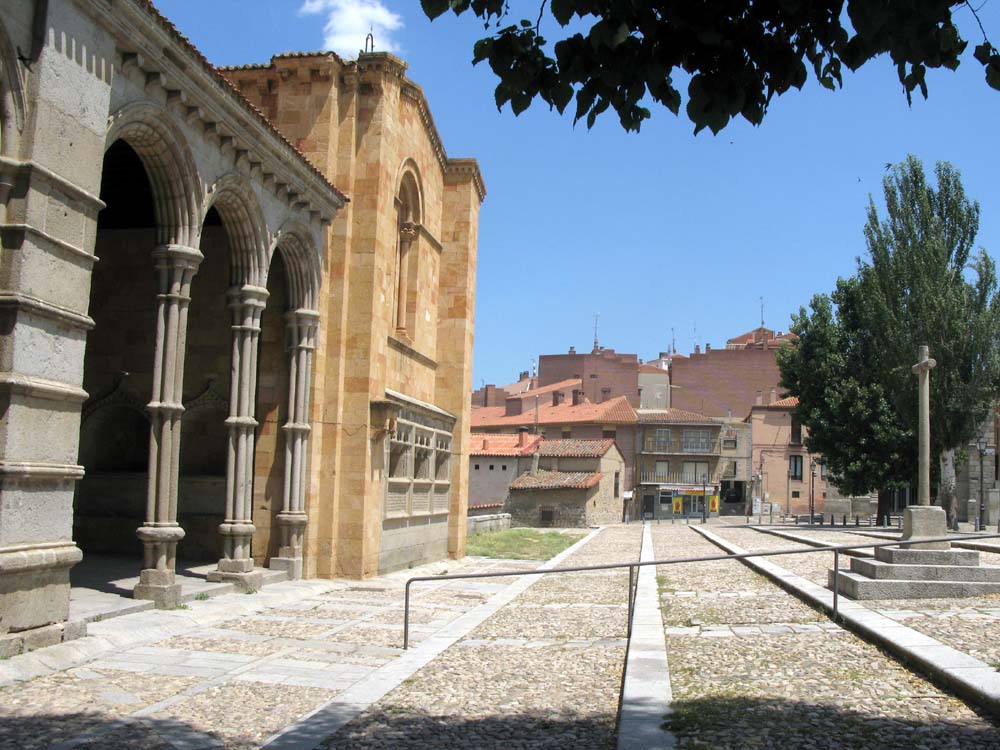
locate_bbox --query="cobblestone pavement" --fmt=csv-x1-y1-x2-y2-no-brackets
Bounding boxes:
321,524,643,750
0,556,540,750
734,526,1000,671
657,524,1000,750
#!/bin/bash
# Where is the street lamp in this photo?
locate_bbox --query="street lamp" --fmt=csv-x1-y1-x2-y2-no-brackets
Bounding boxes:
977,433,988,531
702,472,708,524
810,463,817,524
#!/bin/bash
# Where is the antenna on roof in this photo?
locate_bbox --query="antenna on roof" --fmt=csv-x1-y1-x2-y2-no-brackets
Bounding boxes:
531,358,537,378
364,28,375,54
671,327,676,355
760,296,765,328
593,312,600,353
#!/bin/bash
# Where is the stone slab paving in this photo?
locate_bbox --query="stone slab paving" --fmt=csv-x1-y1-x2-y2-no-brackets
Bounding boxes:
309,524,643,750
0,555,556,750
652,524,1000,749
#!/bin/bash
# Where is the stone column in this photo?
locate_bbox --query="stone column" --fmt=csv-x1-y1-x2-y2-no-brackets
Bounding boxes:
394,223,416,334
270,309,320,579
135,244,203,607
902,344,948,549
208,285,268,591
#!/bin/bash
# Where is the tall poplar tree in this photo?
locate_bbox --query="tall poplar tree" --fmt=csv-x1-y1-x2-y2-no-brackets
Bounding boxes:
780,156,1000,524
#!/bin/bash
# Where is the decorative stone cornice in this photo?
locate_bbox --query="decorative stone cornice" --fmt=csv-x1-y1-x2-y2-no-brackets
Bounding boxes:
0,292,95,330
445,158,488,203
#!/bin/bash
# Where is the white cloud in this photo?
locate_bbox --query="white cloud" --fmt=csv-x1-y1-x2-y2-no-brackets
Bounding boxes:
299,0,404,59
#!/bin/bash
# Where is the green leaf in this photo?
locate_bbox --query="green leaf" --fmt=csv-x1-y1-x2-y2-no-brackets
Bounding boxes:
421,0,450,20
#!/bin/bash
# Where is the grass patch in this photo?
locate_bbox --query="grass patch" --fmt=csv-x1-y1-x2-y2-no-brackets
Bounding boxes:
466,528,585,560
195,593,210,601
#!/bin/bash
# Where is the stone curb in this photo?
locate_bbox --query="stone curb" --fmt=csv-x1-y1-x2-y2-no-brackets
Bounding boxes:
617,522,675,750
261,527,606,750
751,526,874,557
693,526,1000,718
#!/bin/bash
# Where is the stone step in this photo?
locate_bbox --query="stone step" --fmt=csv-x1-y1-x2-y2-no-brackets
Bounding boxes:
829,569,1000,599
851,558,1000,582
874,547,980,566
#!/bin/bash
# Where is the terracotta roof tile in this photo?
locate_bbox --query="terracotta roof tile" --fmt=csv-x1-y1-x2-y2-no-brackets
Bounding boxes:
470,395,638,429
767,396,799,408
536,439,616,458
639,363,668,374
470,433,541,457
509,471,602,491
638,408,719,424
134,1,348,204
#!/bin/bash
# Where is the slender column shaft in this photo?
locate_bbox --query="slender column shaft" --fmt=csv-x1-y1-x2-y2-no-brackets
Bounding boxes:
912,345,937,507
135,244,202,606
215,285,268,578
273,309,319,578
395,224,416,333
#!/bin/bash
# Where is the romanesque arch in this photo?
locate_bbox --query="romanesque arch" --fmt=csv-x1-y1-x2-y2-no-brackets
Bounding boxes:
106,102,201,248
393,164,423,335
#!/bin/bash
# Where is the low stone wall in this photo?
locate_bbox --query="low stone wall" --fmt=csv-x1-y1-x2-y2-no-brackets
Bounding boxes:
467,513,511,536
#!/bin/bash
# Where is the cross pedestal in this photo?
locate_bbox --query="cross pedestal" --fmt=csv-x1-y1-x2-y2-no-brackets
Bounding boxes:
901,345,949,550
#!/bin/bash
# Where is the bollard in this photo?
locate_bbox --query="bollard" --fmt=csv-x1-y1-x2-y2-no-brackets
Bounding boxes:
855,516,860,527
842,514,847,526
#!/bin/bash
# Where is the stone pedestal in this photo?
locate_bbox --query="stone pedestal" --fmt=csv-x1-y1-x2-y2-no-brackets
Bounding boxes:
0,544,82,633
134,524,185,607
134,567,183,609
901,505,950,550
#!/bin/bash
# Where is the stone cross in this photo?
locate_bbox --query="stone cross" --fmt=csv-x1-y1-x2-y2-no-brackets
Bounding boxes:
911,345,937,506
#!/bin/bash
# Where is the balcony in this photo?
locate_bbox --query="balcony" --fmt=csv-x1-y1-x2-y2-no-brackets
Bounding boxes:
642,437,721,455
639,470,721,485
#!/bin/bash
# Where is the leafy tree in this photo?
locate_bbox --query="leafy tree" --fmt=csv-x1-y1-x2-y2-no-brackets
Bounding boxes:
421,0,1000,134
780,156,1000,524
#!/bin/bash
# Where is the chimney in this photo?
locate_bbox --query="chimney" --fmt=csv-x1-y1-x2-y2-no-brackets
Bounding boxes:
572,389,584,406
505,395,524,417
530,450,540,475
552,391,563,407
705,343,711,352
694,344,701,355
518,370,529,381
482,437,489,451
769,387,777,405
517,426,530,447
755,389,763,406
659,351,670,359
568,346,576,354
484,384,496,405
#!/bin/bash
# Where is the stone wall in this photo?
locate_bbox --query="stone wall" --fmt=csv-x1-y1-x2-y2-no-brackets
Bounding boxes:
467,513,511,535
507,488,595,528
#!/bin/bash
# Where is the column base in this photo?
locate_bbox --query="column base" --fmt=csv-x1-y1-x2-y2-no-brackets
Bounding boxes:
206,568,263,593
269,556,302,580
0,543,81,633
901,505,950,550
134,568,183,608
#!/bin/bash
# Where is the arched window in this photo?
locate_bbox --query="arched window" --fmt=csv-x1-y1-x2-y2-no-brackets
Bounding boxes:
393,170,421,336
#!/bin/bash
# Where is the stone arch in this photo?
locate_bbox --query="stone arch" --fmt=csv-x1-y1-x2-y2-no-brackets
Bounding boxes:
0,20,25,157
396,160,423,224
106,102,201,247
203,173,269,288
270,219,321,311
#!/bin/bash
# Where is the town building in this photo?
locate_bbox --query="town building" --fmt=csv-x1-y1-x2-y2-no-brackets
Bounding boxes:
745,395,827,515
471,391,638,489
638,362,671,408
725,326,798,350
503,439,625,527
468,431,540,513
670,345,785,419
538,345,640,406
0,0,481,653
633,408,750,520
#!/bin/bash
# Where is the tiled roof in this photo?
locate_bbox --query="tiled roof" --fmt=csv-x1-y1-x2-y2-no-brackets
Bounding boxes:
536,439,616,458
470,395,638,429
506,378,582,399
638,363,668,374
134,1,348,204
470,433,541,457
509,471,602,491
638,408,718,424
766,396,799,408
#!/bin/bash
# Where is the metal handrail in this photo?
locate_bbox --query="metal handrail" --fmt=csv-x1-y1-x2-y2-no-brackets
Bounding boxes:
403,530,1000,648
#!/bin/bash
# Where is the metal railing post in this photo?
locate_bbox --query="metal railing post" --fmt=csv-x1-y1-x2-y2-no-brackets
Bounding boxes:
627,564,636,638
403,579,412,650
833,549,839,622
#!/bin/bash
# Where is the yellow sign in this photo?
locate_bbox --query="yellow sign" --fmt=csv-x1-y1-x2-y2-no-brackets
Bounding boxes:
672,496,683,514
709,495,719,513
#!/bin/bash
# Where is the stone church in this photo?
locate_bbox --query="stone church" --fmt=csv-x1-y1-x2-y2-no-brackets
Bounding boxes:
0,0,482,651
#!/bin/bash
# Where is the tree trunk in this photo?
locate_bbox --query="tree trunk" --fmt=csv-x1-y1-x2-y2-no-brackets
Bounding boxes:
937,448,958,528
877,488,892,526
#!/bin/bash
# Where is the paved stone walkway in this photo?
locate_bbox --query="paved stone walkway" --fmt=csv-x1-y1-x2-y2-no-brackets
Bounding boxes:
655,523,1000,750
0,556,536,750
320,524,642,750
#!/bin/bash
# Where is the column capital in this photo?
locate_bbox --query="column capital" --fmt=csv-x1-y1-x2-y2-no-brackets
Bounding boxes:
152,243,204,268
226,284,269,308
399,222,418,242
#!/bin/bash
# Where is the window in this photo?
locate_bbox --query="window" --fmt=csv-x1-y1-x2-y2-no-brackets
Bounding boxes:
655,460,670,479
682,461,709,483
540,508,555,526
561,429,571,439
603,428,617,440
655,428,672,443
790,419,802,445
721,429,738,450
681,429,711,453
723,460,737,478
501,464,507,471
789,455,803,480
474,463,479,470
614,472,620,498
820,462,827,479
792,490,801,498
489,464,495,471
385,410,452,519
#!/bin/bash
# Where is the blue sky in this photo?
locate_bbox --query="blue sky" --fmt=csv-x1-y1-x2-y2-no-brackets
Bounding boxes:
155,1,1000,387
